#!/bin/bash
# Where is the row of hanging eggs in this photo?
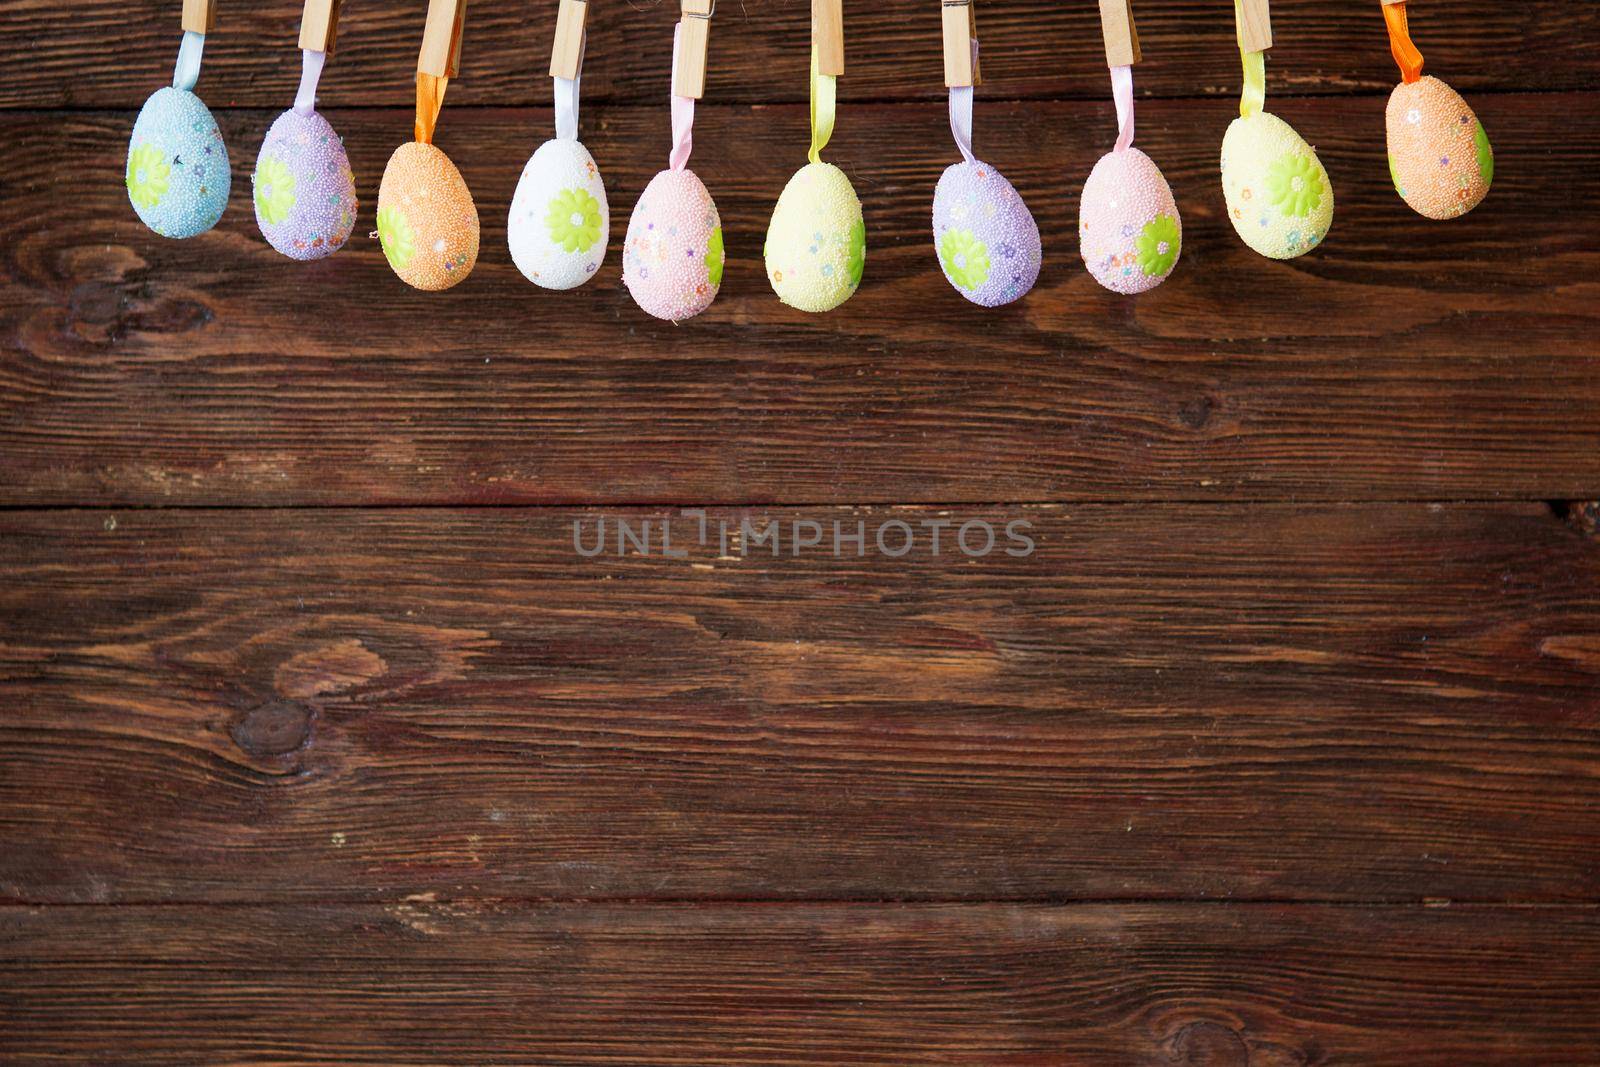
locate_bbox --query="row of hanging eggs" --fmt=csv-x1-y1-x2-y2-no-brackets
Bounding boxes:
127,82,1492,308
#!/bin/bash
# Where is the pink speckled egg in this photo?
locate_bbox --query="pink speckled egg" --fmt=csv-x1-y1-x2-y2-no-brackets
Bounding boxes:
1079,147,1181,294
252,108,357,261
622,168,724,321
931,160,1040,307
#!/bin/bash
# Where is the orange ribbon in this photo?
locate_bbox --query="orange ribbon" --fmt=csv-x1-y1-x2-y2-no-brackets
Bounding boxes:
414,72,448,144
1382,2,1425,84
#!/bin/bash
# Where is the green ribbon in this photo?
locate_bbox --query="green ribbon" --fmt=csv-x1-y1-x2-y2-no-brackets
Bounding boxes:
1239,47,1265,119
808,43,835,164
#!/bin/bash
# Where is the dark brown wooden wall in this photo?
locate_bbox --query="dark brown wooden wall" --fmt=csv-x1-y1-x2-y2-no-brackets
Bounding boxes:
3,0,1599,1061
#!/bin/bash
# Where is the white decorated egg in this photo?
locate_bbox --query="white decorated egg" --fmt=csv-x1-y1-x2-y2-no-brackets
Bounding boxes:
622,168,723,321
252,108,357,260
508,138,609,289
932,159,1040,306
377,141,480,291
126,86,230,239
1220,110,1333,260
764,162,865,313
1079,147,1181,294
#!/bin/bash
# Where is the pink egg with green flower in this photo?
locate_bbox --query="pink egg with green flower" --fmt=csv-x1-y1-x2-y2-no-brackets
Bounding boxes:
1079,147,1181,295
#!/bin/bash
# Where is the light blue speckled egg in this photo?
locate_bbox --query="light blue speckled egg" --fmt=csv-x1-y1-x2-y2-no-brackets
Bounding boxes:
126,86,230,239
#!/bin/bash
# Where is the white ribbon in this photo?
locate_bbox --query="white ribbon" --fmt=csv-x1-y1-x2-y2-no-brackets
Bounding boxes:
294,49,326,115
946,38,979,165
553,31,584,141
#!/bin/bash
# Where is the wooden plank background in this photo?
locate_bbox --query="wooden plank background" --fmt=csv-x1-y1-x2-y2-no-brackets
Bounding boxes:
3,0,1599,1060
3,503,1599,904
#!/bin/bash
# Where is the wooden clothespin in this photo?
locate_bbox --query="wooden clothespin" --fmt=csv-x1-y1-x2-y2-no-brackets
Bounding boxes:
673,0,713,99
419,0,468,79
182,0,216,34
1098,0,1140,67
814,0,844,77
1235,0,1272,53
300,0,342,53
549,0,587,80
941,0,978,88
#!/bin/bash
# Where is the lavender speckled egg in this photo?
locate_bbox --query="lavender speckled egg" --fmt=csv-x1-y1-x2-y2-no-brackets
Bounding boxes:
622,168,723,321
252,108,357,260
126,86,230,239
1079,147,1181,295
932,160,1040,307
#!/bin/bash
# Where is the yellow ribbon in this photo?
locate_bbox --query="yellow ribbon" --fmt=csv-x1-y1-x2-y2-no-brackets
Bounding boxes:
1239,48,1265,119
808,43,835,164
415,72,449,144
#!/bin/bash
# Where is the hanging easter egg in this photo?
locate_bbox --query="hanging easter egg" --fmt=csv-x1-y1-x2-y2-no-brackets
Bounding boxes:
252,109,357,260
1079,147,1181,295
1386,76,1490,220
764,162,865,313
931,160,1040,307
509,138,609,289
126,87,230,240
623,168,724,321
376,141,479,291
1220,111,1333,260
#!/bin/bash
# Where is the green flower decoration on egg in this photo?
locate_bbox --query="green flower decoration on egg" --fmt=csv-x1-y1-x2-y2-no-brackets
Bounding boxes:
126,143,170,210
705,226,724,287
253,155,297,226
847,219,867,289
376,205,415,271
1474,121,1493,186
545,187,603,253
939,228,989,291
1265,153,1325,218
1387,153,1405,198
1136,214,1180,278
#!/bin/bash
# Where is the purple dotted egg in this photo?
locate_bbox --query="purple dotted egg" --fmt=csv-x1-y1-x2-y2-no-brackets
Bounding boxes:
252,108,357,261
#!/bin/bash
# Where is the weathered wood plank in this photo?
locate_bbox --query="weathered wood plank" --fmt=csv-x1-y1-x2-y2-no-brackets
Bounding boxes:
4,0,1596,109
2,503,1597,904
3,902,1597,1063
4,95,1597,507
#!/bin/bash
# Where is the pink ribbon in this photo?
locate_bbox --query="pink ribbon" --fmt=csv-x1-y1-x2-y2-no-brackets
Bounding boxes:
1110,64,1135,153
668,22,694,171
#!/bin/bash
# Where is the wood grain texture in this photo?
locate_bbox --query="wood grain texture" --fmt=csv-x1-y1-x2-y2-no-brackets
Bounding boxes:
3,503,1597,904
4,0,1597,109
5,95,1598,507
4,902,1598,1063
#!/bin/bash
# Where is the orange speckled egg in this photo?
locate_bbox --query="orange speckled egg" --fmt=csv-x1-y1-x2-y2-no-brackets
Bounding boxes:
1386,76,1491,220
377,141,480,291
